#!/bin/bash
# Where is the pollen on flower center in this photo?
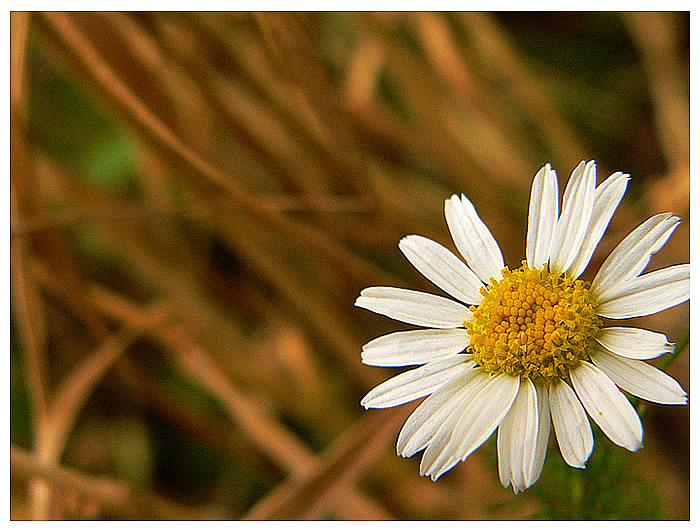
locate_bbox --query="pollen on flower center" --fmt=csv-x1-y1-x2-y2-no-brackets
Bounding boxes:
466,261,601,383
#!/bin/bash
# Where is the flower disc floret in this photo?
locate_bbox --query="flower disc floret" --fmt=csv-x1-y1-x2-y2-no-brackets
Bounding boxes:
467,261,601,383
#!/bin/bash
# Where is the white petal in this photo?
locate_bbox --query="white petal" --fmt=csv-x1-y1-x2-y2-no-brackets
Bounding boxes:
417,372,492,477
570,361,643,452
596,264,690,318
567,171,629,279
361,328,471,367
549,160,597,274
444,194,505,284
421,373,519,479
360,356,471,409
596,327,674,360
527,382,551,488
355,286,472,328
497,418,512,491
497,378,538,493
590,345,687,405
526,164,559,269
592,212,680,298
399,235,484,305
549,379,593,468
397,364,479,457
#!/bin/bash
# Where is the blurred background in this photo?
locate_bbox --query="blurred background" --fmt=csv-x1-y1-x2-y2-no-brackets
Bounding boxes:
10,12,689,520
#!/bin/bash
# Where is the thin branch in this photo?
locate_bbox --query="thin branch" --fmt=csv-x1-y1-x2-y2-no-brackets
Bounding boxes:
28,261,277,487
98,12,318,196
10,230,49,422
11,195,373,238
623,12,689,172
174,335,317,475
456,12,588,166
11,11,49,422
85,283,390,520
10,12,31,117
253,12,373,195
243,409,403,520
413,12,539,168
34,11,393,289
41,301,174,463
189,12,365,195
11,446,206,520
211,213,381,390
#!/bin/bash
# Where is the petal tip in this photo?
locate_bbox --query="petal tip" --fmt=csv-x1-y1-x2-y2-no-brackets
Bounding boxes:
357,286,375,298
628,440,643,453
445,194,459,206
398,234,417,247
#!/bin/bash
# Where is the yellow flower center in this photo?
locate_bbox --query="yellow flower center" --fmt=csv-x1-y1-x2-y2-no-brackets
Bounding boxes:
466,261,601,383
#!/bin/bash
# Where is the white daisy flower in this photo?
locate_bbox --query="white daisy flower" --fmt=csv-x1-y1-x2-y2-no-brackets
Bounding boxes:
356,161,689,493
